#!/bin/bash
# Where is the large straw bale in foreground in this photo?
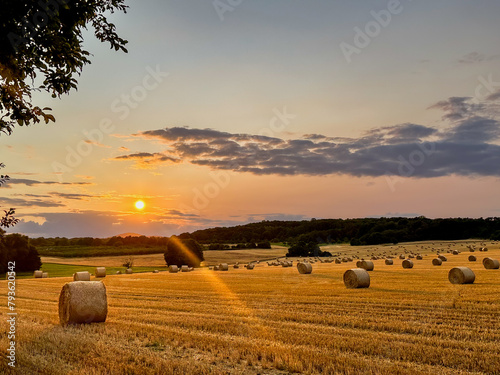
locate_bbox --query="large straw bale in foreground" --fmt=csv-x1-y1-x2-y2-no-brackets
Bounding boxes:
58,281,107,325
448,267,475,284
73,271,90,281
343,268,370,289
297,262,312,274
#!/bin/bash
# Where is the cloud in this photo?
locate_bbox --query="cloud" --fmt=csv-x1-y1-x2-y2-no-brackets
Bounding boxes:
5,179,93,187
48,192,94,200
112,152,180,169
110,96,500,178
0,197,65,208
429,97,483,121
84,140,111,148
457,52,500,64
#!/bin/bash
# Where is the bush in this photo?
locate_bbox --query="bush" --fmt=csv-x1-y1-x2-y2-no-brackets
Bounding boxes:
0,233,42,273
164,236,204,267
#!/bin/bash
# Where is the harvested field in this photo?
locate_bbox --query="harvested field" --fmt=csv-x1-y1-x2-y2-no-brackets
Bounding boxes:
1,242,499,374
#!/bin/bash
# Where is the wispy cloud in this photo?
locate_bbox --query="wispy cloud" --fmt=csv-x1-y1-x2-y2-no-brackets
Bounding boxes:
457,52,500,64
111,152,180,169
0,197,65,208
5,179,93,187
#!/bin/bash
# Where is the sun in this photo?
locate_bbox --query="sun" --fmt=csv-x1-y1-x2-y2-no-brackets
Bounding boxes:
135,200,145,210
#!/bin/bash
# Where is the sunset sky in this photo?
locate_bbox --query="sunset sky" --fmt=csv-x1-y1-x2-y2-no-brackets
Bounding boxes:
2,0,500,238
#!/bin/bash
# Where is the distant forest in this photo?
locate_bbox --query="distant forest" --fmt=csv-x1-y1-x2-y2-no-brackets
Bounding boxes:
183,217,500,246
29,217,500,248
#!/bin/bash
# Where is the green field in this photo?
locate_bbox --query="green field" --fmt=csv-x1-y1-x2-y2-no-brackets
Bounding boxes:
36,245,166,258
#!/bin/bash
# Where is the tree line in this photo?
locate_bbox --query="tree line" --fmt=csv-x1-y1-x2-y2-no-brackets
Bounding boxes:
182,217,500,246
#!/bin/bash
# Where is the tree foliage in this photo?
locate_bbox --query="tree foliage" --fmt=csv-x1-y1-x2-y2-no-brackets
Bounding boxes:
0,231,42,273
0,0,128,134
164,236,204,268
186,217,500,246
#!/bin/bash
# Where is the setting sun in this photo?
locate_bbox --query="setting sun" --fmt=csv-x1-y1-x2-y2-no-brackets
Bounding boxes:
135,200,145,210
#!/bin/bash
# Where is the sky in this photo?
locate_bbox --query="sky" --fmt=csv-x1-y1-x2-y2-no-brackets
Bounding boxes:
2,0,500,238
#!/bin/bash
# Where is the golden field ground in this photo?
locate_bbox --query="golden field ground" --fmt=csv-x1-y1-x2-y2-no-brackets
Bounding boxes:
1,240,500,374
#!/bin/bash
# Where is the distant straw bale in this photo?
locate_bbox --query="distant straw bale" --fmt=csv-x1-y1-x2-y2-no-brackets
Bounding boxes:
297,262,312,274
448,267,475,284
402,259,414,269
356,260,374,271
343,268,370,289
483,257,500,269
95,267,106,278
73,271,90,281
169,265,179,273
432,258,442,266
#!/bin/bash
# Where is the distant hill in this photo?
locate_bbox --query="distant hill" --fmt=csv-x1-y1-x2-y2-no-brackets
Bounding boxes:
116,232,143,238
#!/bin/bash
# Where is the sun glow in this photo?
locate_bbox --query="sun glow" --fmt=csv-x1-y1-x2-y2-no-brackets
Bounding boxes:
135,200,145,210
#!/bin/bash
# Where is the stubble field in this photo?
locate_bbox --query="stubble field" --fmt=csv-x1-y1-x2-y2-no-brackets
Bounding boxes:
1,240,499,374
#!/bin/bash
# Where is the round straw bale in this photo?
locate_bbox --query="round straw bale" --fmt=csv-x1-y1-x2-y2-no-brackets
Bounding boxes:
385,259,393,265
448,267,475,284
483,257,500,269
214,265,220,271
58,281,107,325
335,258,341,264
343,268,370,289
73,271,91,281
438,255,448,262
115,271,121,275
468,255,477,262
416,255,423,260
247,264,255,270
452,250,459,255
153,270,159,273
125,268,133,274
357,260,374,271
42,272,48,278
402,259,414,269
181,265,189,272
219,263,229,271
233,264,240,269
169,265,179,273
399,254,405,259
297,262,312,274
432,258,443,266
95,267,106,278
33,270,43,278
